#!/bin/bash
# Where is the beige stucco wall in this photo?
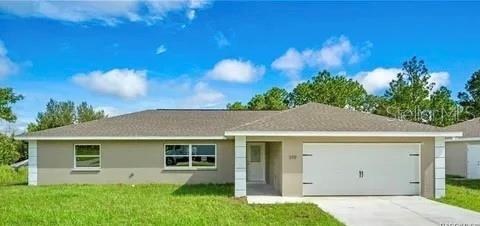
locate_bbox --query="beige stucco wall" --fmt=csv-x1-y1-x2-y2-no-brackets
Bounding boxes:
446,142,468,178
266,142,282,193
37,136,436,198
248,136,436,198
37,140,234,185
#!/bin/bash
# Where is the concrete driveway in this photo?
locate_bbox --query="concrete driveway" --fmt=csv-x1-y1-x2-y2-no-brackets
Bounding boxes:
248,196,480,226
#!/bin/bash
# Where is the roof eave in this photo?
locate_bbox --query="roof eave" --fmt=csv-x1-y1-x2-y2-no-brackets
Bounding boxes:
446,137,480,142
15,136,228,141
224,131,463,137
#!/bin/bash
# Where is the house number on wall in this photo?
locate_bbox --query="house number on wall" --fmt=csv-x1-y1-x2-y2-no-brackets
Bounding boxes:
289,155,297,160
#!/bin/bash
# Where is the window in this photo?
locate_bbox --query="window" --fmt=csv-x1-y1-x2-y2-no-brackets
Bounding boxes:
249,145,261,162
165,145,189,168
165,144,216,169
74,144,101,168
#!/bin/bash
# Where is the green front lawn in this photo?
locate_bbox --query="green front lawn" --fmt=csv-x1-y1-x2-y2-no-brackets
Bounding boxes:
438,177,480,212
0,168,342,225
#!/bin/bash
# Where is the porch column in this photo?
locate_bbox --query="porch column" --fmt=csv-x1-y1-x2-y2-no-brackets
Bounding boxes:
234,136,247,197
434,137,446,198
28,140,38,186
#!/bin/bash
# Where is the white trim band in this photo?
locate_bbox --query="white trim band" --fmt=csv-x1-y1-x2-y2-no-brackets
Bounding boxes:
16,136,228,141
225,131,463,137
447,137,480,142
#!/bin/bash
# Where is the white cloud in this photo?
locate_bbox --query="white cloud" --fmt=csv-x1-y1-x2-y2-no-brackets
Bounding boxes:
272,36,371,80
271,48,304,80
0,40,19,78
214,32,230,48
94,106,123,117
156,45,167,55
182,82,225,108
303,36,357,68
430,72,450,91
354,68,450,94
73,68,148,100
354,68,401,94
206,59,265,83
0,0,211,26
186,9,196,20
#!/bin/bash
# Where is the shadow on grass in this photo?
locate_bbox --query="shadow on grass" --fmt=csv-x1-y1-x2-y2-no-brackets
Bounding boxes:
171,183,234,197
0,181,28,186
447,178,480,190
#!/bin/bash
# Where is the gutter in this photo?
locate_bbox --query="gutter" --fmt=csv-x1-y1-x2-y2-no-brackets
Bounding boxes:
224,131,463,137
15,136,229,141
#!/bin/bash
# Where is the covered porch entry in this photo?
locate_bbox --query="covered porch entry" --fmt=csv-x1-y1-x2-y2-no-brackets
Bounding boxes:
234,137,282,197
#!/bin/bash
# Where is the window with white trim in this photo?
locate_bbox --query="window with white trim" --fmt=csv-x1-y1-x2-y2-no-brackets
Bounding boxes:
74,144,101,168
165,144,216,169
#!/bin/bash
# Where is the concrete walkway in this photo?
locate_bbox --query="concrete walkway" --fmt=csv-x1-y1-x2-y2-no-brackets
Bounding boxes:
247,196,480,226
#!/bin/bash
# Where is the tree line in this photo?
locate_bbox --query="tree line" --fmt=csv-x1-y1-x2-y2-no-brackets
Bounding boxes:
0,96,105,165
227,57,479,127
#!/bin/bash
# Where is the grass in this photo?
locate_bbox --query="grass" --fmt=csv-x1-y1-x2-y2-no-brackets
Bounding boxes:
0,165,27,186
438,176,480,212
0,169,342,226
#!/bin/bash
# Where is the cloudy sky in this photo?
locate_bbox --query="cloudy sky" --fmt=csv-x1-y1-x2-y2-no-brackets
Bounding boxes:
0,1,479,132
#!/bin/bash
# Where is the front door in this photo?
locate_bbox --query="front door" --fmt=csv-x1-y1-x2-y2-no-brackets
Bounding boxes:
247,143,265,183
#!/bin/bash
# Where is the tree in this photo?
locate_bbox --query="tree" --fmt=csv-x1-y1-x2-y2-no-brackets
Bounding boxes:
458,69,480,120
377,57,433,123
263,87,288,110
27,99,75,132
76,102,106,123
0,134,19,165
226,102,247,110
227,87,289,111
27,99,106,132
247,94,267,110
0,88,23,122
289,70,371,110
289,82,312,106
430,86,458,127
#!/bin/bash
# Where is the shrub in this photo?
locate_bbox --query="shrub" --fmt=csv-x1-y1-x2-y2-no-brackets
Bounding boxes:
0,134,20,165
0,165,27,185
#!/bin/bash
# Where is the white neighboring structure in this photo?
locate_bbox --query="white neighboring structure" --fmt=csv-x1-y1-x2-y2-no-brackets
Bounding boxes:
446,118,480,179
446,141,480,179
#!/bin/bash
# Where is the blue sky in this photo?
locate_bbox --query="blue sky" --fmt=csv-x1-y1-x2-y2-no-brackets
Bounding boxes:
0,1,479,132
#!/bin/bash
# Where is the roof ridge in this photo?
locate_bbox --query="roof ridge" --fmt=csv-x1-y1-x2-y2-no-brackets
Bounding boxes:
154,108,280,112
319,103,444,130
228,102,445,132
23,109,153,136
226,103,313,131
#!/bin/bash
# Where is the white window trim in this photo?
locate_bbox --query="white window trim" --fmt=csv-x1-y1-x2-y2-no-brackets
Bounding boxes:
164,144,217,170
73,144,101,170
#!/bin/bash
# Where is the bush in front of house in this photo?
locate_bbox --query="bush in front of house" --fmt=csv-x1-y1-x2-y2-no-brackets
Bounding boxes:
0,134,20,165
0,165,27,185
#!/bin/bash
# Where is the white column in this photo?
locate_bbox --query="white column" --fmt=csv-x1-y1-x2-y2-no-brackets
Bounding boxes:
28,140,38,186
234,136,247,197
434,137,446,198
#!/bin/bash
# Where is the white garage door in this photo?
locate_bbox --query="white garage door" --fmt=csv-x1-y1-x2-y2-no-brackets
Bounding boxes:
303,143,420,196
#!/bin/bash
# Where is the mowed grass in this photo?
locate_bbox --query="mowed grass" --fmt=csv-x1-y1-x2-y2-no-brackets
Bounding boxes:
438,177,480,212
0,169,342,226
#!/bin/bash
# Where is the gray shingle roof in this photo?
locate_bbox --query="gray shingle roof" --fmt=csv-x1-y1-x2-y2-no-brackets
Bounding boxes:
227,103,446,132
446,118,480,138
19,109,278,138
19,103,457,139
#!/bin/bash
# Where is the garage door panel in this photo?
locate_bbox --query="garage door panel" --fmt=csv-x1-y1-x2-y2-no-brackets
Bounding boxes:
303,143,420,196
